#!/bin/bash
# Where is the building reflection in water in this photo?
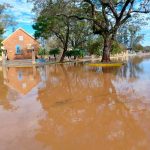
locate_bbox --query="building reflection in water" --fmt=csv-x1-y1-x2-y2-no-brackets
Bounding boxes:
0,56,150,150
0,66,47,150
2,66,41,95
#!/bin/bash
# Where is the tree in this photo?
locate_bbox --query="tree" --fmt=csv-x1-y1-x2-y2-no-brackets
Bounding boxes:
38,47,47,56
87,36,103,56
30,0,150,62
69,21,92,49
33,13,71,62
0,3,17,47
76,0,150,62
70,48,86,59
117,13,148,48
32,1,92,62
49,48,60,61
111,40,125,55
32,0,81,62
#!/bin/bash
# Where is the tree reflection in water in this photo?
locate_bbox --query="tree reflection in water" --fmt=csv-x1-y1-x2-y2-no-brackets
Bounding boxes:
0,56,150,150
118,56,147,79
36,60,150,150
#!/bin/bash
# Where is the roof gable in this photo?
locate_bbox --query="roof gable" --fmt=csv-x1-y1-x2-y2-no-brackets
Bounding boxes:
2,28,37,44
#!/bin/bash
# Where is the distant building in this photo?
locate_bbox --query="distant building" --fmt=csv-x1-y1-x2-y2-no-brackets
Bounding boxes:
1,28,39,60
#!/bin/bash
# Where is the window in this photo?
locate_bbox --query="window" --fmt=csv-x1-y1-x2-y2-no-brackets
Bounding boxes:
19,36,23,41
16,45,22,54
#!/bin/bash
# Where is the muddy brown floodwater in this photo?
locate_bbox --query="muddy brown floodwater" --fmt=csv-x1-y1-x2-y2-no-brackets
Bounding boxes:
0,56,150,150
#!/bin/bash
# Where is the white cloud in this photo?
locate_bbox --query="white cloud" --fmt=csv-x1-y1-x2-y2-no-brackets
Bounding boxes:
1,0,34,24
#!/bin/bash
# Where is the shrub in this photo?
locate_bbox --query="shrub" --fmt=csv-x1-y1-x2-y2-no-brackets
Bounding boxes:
49,48,60,60
70,49,86,59
38,48,47,56
65,51,72,58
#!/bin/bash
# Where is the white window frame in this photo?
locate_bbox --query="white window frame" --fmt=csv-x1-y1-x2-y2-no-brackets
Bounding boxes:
19,36,24,41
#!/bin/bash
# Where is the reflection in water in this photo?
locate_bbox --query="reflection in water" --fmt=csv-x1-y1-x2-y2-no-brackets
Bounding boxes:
0,67,47,150
0,56,150,150
3,66,41,95
119,56,144,79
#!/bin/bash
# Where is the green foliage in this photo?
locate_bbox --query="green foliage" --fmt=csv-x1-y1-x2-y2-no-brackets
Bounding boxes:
71,49,86,59
70,49,80,59
65,49,86,59
65,51,72,58
30,0,150,62
0,3,17,57
69,21,92,49
0,41,3,56
111,41,125,55
0,4,17,37
0,25,4,36
38,48,47,56
87,37,103,56
49,48,60,57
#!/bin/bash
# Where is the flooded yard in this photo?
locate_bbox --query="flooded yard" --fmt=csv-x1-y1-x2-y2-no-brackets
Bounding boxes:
0,56,150,150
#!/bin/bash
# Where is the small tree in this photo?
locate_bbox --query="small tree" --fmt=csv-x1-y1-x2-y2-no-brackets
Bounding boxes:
49,48,60,61
38,48,47,57
70,49,86,60
65,51,72,59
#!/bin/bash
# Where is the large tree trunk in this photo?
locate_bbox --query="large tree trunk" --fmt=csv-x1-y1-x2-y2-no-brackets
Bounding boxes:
101,37,112,62
60,47,67,62
60,20,70,62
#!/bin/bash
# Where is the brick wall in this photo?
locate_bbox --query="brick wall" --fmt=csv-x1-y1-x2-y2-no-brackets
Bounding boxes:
2,28,39,60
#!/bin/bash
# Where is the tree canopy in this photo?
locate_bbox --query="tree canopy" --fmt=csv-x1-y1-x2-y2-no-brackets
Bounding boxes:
30,0,150,62
0,3,17,42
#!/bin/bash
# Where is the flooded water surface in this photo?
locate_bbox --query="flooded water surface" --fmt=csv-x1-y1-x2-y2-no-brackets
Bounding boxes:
0,56,150,150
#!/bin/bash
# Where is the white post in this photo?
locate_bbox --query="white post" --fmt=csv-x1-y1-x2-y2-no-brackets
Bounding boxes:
32,48,36,64
2,50,6,66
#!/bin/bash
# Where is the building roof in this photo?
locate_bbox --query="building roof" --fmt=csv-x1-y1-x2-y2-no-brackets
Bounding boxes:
2,28,37,44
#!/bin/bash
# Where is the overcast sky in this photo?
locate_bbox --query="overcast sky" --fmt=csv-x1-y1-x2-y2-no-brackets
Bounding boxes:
1,0,150,46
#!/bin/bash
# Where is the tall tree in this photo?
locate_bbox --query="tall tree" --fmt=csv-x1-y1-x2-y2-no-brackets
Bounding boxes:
30,0,150,62
76,0,150,62
32,0,92,62
33,15,71,62
69,21,92,49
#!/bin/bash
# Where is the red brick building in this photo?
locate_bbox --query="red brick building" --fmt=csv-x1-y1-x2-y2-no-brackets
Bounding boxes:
2,28,39,60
